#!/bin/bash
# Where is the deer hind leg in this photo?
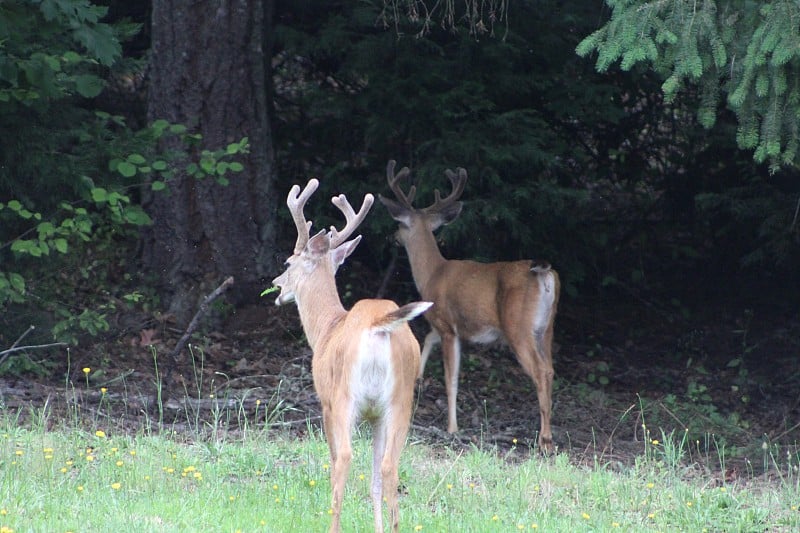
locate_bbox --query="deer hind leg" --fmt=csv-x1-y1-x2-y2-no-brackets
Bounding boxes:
379,401,412,532
324,405,353,533
440,333,462,433
418,329,441,379
507,334,554,454
370,419,388,533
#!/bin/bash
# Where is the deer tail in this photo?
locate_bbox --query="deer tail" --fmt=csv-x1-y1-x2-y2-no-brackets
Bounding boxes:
372,301,433,333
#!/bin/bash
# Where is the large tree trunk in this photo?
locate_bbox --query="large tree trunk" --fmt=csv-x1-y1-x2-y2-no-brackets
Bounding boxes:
144,0,278,324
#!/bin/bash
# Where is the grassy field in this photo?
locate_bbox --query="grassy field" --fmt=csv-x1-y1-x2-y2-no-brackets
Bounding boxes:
0,404,798,533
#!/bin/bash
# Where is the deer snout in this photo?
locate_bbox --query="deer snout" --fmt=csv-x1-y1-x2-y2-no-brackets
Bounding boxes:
271,274,294,306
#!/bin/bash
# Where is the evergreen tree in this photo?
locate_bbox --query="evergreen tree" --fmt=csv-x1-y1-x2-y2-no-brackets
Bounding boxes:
577,1,800,172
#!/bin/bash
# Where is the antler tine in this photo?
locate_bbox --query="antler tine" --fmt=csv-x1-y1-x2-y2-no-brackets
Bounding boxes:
424,167,468,213
329,192,375,249
386,160,416,208
288,178,319,254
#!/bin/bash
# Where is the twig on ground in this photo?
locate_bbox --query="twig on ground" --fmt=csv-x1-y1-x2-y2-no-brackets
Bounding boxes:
163,276,234,387
0,325,67,367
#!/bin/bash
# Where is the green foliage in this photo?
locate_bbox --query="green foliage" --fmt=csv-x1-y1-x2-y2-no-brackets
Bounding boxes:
577,0,800,171
0,0,249,348
0,0,123,104
274,0,623,294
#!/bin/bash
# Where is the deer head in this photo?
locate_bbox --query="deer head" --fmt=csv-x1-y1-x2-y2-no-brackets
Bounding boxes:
272,178,374,307
378,160,467,246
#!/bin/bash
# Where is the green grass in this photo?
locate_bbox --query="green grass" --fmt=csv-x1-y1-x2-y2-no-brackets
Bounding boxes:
0,408,798,533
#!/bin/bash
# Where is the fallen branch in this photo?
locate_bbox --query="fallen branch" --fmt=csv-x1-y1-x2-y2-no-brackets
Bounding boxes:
0,325,67,367
163,276,234,385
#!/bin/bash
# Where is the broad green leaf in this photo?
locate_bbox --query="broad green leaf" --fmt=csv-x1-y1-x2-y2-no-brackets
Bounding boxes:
37,221,56,237
54,238,68,254
91,187,108,202
117,161,137,177
199,157,215,173
127,153,147,165
152,160,168,171
123,207,153,226
151,180,166,191
74,74,104,97
9,273,25,293
229,161,244,172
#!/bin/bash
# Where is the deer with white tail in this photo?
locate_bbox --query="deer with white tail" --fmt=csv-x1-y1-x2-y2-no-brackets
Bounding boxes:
378,160,560,453
271,178,431,533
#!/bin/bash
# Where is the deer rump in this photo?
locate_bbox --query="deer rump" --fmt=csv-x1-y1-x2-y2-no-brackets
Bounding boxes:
313,300,425,424
424,259,557,356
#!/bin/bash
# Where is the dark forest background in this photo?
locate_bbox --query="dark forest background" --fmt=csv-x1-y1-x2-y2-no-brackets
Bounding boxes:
1,0,798,450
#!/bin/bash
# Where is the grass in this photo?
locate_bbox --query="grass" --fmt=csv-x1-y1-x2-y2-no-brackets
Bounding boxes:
0,403,798,533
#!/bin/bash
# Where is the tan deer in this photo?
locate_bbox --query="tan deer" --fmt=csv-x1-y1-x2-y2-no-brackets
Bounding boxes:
378,160,560,453
271,178,432,533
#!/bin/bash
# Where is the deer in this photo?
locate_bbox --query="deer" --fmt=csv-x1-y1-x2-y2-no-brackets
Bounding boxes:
271,177,432,533
378,160,560,453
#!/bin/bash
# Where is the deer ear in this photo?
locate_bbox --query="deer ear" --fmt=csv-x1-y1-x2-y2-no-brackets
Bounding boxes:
431,201,463,229
330,235,362,269
378,195,412,227
306,230,330,257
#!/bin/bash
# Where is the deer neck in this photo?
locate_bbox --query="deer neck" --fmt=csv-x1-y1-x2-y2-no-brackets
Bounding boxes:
294,270,347,352
404,227,446,297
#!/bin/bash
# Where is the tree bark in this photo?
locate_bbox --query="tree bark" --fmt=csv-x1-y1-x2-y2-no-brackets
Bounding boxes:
144,0,278,323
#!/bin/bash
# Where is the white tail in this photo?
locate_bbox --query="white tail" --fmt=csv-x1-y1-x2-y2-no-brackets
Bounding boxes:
272,178,432,532
378,161,560,453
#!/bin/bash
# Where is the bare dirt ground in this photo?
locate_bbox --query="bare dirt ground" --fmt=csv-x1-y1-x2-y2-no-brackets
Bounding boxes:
2,288,798,484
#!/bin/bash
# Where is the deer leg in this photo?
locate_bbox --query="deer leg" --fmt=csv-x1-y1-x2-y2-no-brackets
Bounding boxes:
370,419,388,533
381,407,411,532
418,329,441,379
441,333,461,433
325,406,353,533
508,336,554,454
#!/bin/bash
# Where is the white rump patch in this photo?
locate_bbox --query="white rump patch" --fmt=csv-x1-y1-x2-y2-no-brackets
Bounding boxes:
533,271,556,334
351,330,395,418
468,327,501,345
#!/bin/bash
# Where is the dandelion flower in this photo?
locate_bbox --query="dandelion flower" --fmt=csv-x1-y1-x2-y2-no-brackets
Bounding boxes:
309,480,316,487
512,438,518,445
651,439,659,445
100,388,107,394
491,515,499,521
83,367,91,375
414,526,423,531
446,484,453,490
95,430,106,438
582,513,590,520
0,510,6,515
111,482,121,490
646,482,655,489
359,474,365,481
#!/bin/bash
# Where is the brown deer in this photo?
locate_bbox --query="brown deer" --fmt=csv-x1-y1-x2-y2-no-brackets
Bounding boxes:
378,160,560,453
271,178,432,533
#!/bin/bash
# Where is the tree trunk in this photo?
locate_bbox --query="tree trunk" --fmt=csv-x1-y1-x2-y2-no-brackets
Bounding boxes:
144,0,278,324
